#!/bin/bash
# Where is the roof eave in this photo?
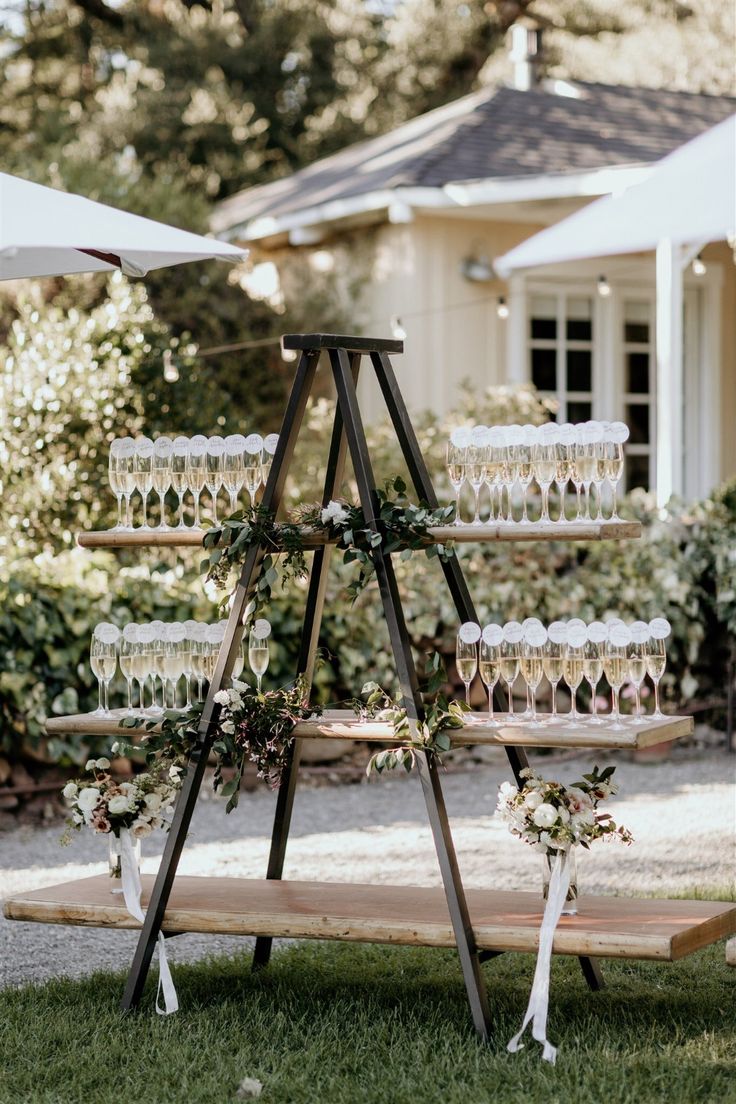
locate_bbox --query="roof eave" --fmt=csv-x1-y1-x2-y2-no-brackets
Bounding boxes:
217,163,654,247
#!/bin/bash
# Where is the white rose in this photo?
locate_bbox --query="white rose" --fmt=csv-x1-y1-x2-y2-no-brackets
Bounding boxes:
498,781,516,799
168,765,183,781
77,787,101,811
524,790,543,811
85,759,97,772
557,804,570,824
144,793,162,812
131,819,153,839
214,690,230,706
221,720,236,734
95,757,111,770
321,500,349,526
227,688,242,707
62,782,78,801
107,794,132,816
532,803,558,829
232,678,249,693
119,782,138,796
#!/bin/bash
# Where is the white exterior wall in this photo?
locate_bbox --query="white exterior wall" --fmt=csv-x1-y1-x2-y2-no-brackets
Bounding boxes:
356,216,545,422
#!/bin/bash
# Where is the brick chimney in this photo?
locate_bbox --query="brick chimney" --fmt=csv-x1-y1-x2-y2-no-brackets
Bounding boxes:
509,23,543,91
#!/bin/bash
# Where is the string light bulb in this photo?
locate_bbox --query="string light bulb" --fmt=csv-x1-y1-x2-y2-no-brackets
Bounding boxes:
496,296,509,319
390,316,407,341
692,253,707,276
597,275,611,298
163,349,179,382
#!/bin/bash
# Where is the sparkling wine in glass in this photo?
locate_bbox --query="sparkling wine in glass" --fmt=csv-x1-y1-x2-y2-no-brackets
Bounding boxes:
187,435,208,529
521,623,547,724
91,624,119,715
543,624,566,719
646,618,670,719
206,436,226,524
605,435,626,520
480,626,502,723
249,626,270,692
446,441,467,526
152,437,173,530
171,437,190,529
244,433,265,509
133,437,154,530
224,434,246,515
120,624,139,715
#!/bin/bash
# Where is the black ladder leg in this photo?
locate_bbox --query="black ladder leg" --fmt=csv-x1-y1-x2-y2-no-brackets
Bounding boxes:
252,353,361,972
121,349,320,1011
330,346,492,1043
369,349,605,993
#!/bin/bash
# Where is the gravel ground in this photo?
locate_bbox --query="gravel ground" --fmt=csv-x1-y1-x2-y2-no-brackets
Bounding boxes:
1,749,734,989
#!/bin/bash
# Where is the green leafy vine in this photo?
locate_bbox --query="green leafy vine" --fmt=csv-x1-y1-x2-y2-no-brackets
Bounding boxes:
200,476,456,617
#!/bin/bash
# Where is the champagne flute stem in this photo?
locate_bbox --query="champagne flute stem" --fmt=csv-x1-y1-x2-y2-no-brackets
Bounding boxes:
212,491,218,524
575,485,582,520
592,684,598,720
124,494,132,529
635,686,641,718
158,492,166,529
571,687,577,718
613,686,620,722
584,484,590,520
465,682,470,708
178,495,185,528
127,680,133,713
197,677,203,702
103,680,109,714
257,674,262,693
488,687,494,720
654,680,662,717
611,485,619,520
186,676,192,709
116,494,123,529
97,680,103,712
507,683,513,715
454,489,461,525
194,492,201,528
559,486,566,522
141,493,148,529
530,687,537,723
521,489,528,523
551,682,557,718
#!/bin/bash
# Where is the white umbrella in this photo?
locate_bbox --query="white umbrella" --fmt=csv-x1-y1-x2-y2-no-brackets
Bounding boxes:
0,172,247,281
494,115,735,274
494,115,736,506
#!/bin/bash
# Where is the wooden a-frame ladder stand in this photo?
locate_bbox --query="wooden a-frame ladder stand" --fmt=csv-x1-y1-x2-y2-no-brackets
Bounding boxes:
120,333,604,1039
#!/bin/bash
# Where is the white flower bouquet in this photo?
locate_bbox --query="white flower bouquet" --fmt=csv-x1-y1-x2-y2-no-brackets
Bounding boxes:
62,750,183,843
496,764,633,854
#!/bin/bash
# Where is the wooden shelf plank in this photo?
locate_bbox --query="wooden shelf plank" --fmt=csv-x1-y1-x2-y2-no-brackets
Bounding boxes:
44,708,693,750
5,876,734,961
76,519,641,550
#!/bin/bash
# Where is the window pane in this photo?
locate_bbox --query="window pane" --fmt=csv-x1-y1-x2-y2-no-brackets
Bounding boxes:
566,297,592,341
627,403,650,444
627,352,650,394
531,347,557,391
624,300,650,344
568,400,592,422
530,295,557,339
567,349,592,391
626,454,651,491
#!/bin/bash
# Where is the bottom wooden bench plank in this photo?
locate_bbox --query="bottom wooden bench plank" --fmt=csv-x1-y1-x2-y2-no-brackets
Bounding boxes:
4,876,735,962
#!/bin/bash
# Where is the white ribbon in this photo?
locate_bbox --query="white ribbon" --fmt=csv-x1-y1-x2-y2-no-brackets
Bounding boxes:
119,828,179,1015
507,850,571,1065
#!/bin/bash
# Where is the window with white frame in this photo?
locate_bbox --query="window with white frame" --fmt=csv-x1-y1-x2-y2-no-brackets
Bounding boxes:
528,292,594,424
621,298,655,491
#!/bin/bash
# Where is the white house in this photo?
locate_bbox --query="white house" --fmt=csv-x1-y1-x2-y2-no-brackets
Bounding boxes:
213,31,735,499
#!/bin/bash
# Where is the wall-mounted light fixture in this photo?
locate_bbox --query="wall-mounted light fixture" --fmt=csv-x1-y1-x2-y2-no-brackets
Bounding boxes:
496,296,509,319
692,253,707,276
460,251,494,283
597,274,611,298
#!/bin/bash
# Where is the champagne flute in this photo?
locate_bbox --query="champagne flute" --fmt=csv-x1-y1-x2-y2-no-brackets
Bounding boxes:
554,426,574,523
224,434,246,515
171,436,190,529
456,626,479,707
262,433,279,489
544,623,566,720
563,626,587,723
137,624,156,713
521,624,547,725
646,618,670,719
583,633,605,724
91,625,119,715
532,440,556,525
593,439,607,521
446,441,466,525
603,625,631,730
574,431,596,521
118,439,136,529
109,439,126,531
244,434,264,509
120,624,139,715
479,629,502,725
628,623,649,724
605,440,625,521
187,435,208,529
249,626,270,692
466,442,487,527
231,637,246,680
191,627,208,702
500,621,522,720
149,621,167,714
206,436,226,523
152,437,173,530
497,432,513,522
515,439,533,525
181,620,199,708
133,437,154,530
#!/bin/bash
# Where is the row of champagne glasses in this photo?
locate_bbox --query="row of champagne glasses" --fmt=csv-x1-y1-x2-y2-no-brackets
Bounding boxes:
108,432,279,531
455,616,670,730
90,619,272,716
446,421,630,526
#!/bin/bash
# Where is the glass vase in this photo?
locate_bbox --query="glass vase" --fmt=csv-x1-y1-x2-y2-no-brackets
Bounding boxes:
108,832,141,895
541,847,578,916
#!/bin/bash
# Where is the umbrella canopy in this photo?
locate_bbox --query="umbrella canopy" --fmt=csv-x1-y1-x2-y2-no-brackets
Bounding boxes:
0,172,247,281
494,114,736,275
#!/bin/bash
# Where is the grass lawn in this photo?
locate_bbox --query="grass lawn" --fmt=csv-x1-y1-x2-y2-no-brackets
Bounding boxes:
1,935,734,1104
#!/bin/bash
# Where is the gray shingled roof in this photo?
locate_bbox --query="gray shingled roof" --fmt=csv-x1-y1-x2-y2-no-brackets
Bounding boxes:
214,81,735,234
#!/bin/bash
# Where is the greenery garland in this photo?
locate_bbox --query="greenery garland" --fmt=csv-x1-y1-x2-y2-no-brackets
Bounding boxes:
121,676,313,811
353,653,468,774
200,476,456,616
